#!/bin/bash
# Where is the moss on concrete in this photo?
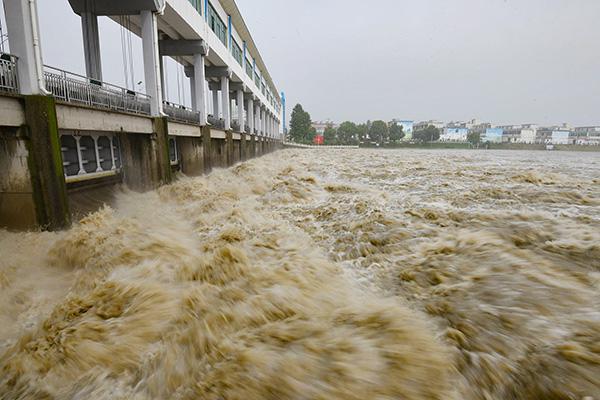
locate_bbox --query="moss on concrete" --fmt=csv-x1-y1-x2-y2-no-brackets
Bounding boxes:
23,95,70,231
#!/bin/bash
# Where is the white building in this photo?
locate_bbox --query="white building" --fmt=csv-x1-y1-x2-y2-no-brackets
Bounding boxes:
551,131,571,145
5,0,283,136
440,127,468,142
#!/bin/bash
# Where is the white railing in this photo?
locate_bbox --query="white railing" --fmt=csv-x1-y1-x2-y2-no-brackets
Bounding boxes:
0,53,19,94
44,65,151,115
163,101,200,125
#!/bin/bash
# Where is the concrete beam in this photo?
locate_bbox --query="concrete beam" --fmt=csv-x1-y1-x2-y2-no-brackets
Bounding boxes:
56,104,153,133
68,0,164,15
205,67,232,79
158,39,208,56
208,81,221,91
230,82,246,92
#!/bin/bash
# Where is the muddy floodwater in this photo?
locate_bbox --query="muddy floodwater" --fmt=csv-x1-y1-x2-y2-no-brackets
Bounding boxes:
1,149,599,399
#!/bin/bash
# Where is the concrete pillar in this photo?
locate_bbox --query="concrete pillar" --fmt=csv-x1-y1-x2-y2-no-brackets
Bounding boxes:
240,132,247,161
212,89,219,117
151,117,172,186
236,90,244,132
141,10,163,116
4,0,46,95
247,97,254,134
160,56,166,99
254,102,260,135
81,3,102,81
260,107,265,136
23,95,70,230
189,73,197,110
202,125,212,173
225,131,233,166
221,76,230,130
193,54,208,125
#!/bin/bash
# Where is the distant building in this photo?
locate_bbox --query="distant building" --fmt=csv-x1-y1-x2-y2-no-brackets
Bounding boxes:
470,122,492,136
538,125,571,143
482,128,504,143
311,120,338,135
440,127,468,142
414,120,445,132
392,120,414,140
551,130,571,145
573,126,600,145
497,124,538,143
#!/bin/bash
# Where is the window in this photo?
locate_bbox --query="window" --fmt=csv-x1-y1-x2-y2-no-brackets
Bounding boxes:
245,59,253,78
231,39,243,66
255,71,261,87
188,0,201,14
207,2,227,46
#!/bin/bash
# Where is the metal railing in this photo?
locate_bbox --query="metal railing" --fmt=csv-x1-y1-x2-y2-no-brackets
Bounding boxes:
0,53,19,94
44,65,151,115
163,101,200,125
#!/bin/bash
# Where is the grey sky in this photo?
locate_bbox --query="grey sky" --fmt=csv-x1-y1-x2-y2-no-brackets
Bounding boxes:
3,0,600,126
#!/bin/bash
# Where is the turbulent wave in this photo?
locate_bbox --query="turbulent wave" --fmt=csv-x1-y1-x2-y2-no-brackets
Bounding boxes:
1,149,599,399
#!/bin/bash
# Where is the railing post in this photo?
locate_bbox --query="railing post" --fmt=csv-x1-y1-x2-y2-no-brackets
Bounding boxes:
62,70,69,102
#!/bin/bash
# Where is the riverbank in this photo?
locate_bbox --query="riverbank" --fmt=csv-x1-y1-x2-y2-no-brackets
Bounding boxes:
360,142,600,151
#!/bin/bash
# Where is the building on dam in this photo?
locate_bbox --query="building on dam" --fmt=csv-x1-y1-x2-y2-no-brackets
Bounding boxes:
0,0,283,231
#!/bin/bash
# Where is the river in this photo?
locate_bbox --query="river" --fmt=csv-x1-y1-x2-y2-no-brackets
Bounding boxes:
1,149,599,399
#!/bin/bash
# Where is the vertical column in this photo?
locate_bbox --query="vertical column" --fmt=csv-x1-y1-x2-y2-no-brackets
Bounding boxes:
260,106,265,136
254,102,260,135
141,10,163,116
193,54,208,125
212,89,219,118
247,97,254,134
81,2,102,81
4,0,46,94
160,56,166,98
189,73,197,110
221,77,231,130
236,90,244,133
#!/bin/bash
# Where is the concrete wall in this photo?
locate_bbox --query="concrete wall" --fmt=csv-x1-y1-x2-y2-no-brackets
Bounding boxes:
0,126,37,229
178,136,205,175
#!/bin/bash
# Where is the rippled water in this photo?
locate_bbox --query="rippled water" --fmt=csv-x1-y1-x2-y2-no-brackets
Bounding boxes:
1,149,599,399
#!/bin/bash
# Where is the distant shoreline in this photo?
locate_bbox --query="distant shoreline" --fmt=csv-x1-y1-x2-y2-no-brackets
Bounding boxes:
359,142,600,152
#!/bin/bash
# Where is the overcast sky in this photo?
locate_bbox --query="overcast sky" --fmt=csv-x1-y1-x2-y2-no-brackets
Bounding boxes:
3,0,600,126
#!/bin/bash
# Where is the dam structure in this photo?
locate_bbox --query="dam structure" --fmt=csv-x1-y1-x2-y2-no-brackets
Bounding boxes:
0,0,283,231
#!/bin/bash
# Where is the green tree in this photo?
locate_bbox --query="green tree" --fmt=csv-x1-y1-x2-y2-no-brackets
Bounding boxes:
389,122,405,143
467,130,480,145
337,121,358,145
323,126,337,145
357,123,368,143
289,104,312,143
308,126,317,144
413,125,441,143
369,120,389,144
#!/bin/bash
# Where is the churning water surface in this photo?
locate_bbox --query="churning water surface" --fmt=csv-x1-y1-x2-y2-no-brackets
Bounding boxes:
0,149,599,399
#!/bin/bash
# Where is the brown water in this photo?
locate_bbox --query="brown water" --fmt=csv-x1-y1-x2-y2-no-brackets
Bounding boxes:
1,149,599,399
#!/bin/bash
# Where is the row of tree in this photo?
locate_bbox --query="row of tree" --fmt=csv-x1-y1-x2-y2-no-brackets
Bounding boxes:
288,104,441,145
